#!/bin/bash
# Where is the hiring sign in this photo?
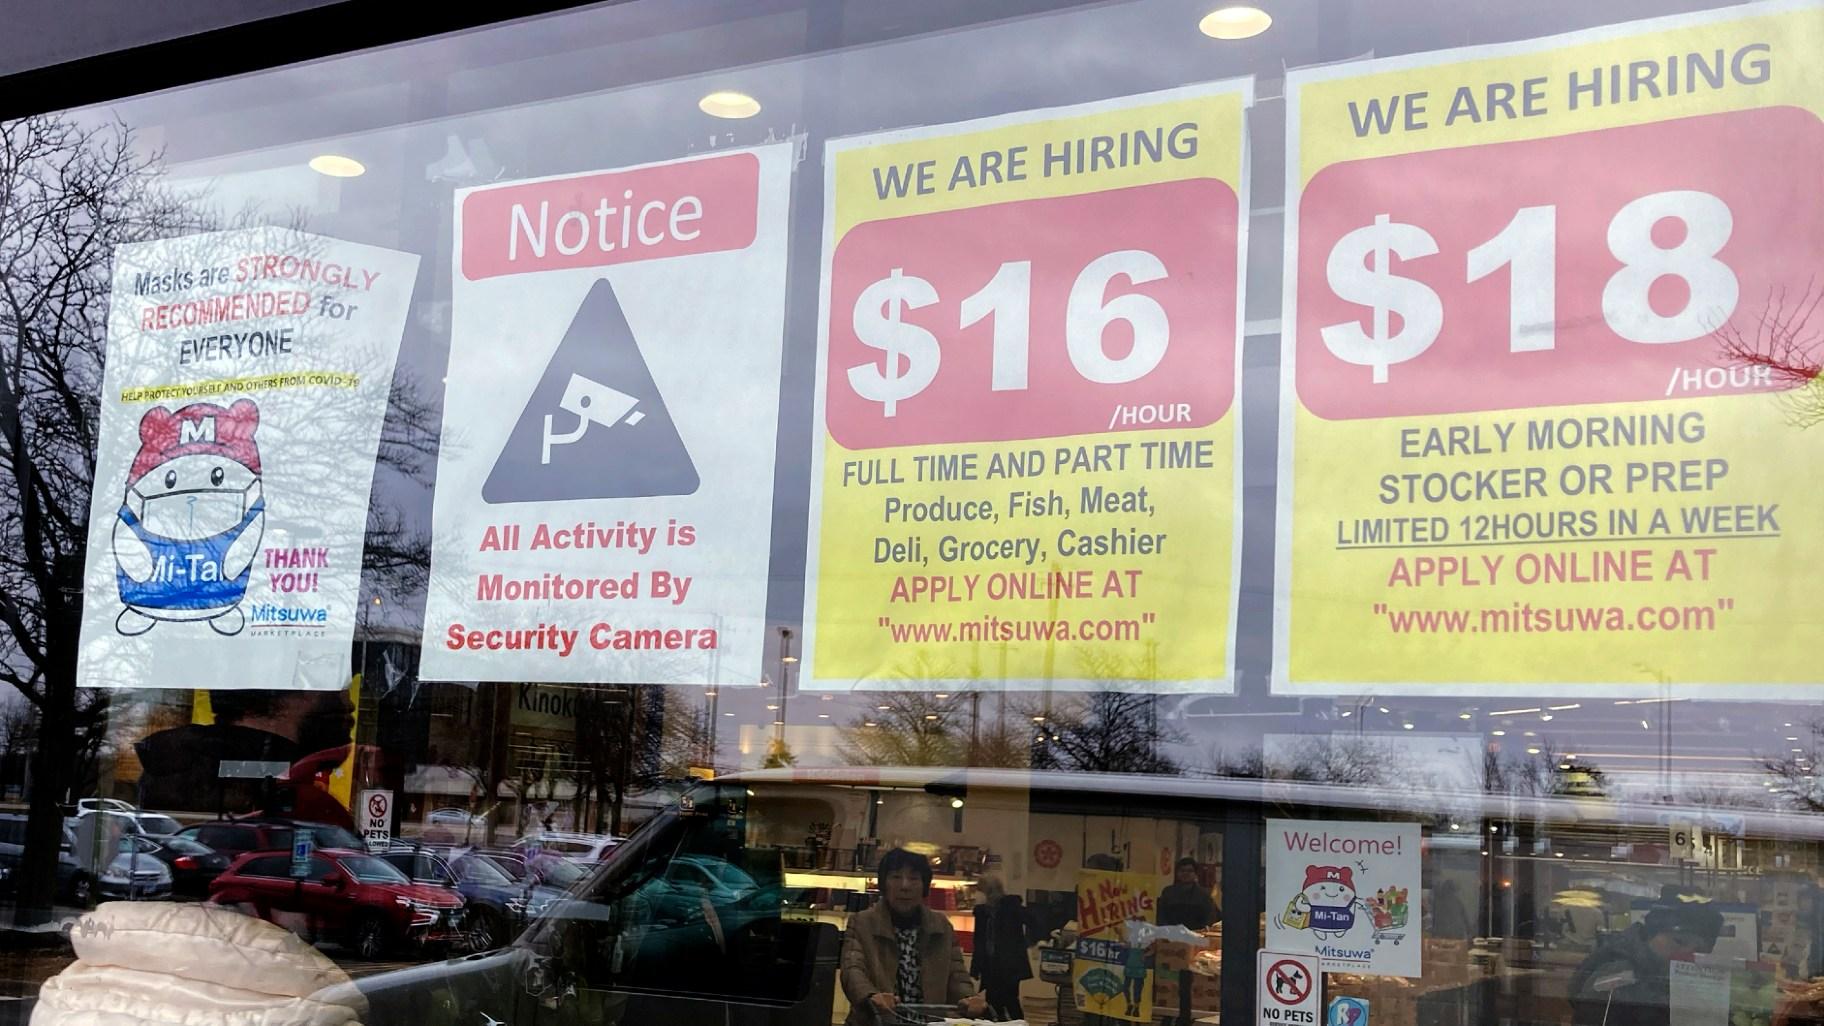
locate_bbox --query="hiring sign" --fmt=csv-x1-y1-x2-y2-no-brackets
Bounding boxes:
1276,2,1824,697
804,81,1251,693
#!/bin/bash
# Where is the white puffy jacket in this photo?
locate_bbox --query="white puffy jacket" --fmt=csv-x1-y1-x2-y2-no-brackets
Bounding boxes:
32,902,366,1026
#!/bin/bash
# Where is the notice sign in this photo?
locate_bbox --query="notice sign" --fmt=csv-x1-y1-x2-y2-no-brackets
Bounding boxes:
420,145,793,684
1258,951,1323,1026
804,82,1251,691
1072,869,1159,1022
360,789,392,851
1266,820,1420,977
1276,4,1824,696
77,227,418,690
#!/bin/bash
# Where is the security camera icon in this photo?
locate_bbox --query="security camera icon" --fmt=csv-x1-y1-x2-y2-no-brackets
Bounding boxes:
540,373,644,465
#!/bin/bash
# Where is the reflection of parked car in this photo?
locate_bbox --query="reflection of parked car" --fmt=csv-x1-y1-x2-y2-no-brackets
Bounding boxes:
74,804,183,837
427,807,489,829
130,812,185,836
479,849,588,894
138,833,233,897
639,854,761,925
175,819,362,860
380,847,566,952
98,836,174,900
0,813,89,905
209,848,467,961
509,831,622,865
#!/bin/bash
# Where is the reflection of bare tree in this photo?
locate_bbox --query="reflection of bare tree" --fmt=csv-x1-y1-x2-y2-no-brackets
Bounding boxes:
1197,736,1390,785
1478,739,1607,799
1022,650,1183,774
0,112,436,922
573,684,709,835
0,116,206,923
1027,689,1180,774
1715,284,1824,426
842,691,967,767
1761,715,1824,812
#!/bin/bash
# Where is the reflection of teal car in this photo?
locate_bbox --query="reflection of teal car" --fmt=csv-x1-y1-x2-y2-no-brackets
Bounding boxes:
638,855,761,925
345,784,833,1026
622,855,787,988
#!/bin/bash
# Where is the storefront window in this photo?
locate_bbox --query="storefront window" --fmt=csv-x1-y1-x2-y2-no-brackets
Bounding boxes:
4,2,1822,1025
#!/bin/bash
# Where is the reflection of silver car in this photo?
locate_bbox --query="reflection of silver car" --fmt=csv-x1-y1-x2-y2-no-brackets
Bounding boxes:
428,807,489,829
510,831,622,865
98,836,173,900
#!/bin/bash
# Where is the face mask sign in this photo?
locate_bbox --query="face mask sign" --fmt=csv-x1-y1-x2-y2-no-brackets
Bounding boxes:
127,457,263,541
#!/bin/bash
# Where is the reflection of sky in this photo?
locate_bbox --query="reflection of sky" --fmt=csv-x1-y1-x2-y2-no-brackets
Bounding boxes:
50,0,1812,786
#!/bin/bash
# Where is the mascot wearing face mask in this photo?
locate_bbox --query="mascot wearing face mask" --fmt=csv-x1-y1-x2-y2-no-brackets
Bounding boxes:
112,398,266,637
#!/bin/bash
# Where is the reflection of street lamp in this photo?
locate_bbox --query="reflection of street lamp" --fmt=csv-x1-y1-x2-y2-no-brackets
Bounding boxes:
704,687,719,772
775,629,797,744
360,594,382,688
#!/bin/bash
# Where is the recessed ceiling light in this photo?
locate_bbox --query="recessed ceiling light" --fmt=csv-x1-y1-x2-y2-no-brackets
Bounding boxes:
309,154,365,178
1199,5,1272,40
699,90,762,119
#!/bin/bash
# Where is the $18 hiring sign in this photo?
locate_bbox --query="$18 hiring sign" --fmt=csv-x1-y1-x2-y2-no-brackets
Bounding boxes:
1276,2,1824,696
802,82,1252,692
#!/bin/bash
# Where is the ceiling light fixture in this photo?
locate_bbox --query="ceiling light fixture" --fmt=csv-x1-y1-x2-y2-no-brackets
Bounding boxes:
699,90,762,119
309,154,365,178
1198,5,1272,40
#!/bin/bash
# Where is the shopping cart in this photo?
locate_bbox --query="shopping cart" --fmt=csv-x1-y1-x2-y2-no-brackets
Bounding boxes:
882,1002,1014,1025
1365,889,1410,945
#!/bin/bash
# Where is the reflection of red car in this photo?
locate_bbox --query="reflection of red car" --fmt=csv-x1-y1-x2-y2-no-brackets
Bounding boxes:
209,848,465,961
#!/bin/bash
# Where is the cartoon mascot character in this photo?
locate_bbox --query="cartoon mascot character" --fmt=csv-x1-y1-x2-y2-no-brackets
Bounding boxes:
112,399,265,636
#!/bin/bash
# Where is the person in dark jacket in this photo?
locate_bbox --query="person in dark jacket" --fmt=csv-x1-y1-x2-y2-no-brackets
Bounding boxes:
970,877,1032,1019
1568,895,1723,1026
1156,857,1218,929
133,688,356,826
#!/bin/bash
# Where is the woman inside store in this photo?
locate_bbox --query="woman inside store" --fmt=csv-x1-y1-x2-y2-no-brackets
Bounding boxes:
841,848,990,1025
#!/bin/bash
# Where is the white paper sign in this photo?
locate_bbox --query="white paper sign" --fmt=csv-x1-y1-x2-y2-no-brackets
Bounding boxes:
360,788,393,851
420,145,793,684
1257,950,1322,1026
1669,960,1730,1026
77,227,419,690
1267,819,1422,978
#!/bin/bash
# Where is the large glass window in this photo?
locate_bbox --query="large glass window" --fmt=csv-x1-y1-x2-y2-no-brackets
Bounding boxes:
4,2,1821,1025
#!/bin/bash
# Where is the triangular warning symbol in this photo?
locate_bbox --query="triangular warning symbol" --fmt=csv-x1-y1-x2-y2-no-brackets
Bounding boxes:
482,279,698,504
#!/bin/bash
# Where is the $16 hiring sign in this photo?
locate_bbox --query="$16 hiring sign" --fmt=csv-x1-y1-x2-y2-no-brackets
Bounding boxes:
804,82,1252,693
1275,3,1824,695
